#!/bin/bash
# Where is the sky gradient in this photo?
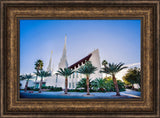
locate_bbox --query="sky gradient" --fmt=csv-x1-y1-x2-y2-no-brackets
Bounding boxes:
20,20,141,74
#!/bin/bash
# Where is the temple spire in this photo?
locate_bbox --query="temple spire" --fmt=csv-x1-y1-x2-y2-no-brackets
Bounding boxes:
58,35,68,69
51,60,54,74
47,50,53,72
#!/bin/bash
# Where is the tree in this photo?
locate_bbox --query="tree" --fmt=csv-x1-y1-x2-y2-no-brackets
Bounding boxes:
39,70,51,93
102,60,108,67
103,77,125,92
91,78,106,91
102,60,108,78
34,59,43,88
76,78,92,91
77,61,97,95
100,62,127,96
123,67,141,89
20,74,33,92
57,68,74,94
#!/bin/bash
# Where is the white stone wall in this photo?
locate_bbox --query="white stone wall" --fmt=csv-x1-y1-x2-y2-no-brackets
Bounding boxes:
89,49,102,79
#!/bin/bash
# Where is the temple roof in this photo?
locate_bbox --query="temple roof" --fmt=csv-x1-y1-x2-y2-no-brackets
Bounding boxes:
68,53,92,69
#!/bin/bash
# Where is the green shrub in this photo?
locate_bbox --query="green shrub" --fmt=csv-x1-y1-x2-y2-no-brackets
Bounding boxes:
75,78,126,92
68,89,79,92
68,89,87,92
105,79,115,92
48,86,51,89
41,86,48,89
90,89,97,92
91,78,106,90
117,80,125,92
104,79,125,92
27,86,34,90
49,86,62,91
76,78,92,91
33,88,39,91
138,88,141,91
97,88,106,92
68,89,76,92
79,89,86,92
41,86,62,91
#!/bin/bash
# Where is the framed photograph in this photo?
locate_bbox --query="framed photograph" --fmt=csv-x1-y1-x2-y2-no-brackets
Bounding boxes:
0,0,159,117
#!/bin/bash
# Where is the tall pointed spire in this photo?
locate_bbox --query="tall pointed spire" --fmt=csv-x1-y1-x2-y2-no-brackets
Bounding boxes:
47,50,53,72
58,35,68,69
51,60,54,74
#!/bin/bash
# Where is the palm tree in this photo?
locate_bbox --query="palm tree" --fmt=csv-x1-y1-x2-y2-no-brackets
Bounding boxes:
34,59,43,88
102,60,108,67
39,70,51,93
77,61,97,95
20,74,33,92
100,62,127,96
57,68,74,94
102,60,108,78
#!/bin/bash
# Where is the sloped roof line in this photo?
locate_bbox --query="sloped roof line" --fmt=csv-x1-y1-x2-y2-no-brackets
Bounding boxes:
68,53,92,69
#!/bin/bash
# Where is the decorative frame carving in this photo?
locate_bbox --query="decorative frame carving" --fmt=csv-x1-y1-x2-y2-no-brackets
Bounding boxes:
0,0,159,117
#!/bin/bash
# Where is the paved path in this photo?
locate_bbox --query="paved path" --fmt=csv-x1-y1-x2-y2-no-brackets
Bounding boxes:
20,89,141,99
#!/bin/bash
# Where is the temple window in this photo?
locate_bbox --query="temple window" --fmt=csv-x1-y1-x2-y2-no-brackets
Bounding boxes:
69,83,71,88
76,72,78,78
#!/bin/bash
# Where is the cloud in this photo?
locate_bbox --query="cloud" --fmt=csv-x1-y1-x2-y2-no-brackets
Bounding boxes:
125,63,140,68
115,62,140,80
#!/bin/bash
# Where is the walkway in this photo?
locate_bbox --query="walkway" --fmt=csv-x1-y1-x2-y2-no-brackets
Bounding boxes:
20,89,141,99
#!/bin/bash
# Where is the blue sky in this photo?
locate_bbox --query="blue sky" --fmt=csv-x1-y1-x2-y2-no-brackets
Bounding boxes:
20,20,141,74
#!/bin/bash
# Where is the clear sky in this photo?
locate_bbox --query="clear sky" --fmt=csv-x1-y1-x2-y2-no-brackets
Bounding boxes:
20,20,141,74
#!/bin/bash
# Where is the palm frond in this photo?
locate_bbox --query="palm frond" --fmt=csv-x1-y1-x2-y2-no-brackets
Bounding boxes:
57,68,74,77
77,61,97,75
100,62,127,75
20,74,33,80
39,70,51,77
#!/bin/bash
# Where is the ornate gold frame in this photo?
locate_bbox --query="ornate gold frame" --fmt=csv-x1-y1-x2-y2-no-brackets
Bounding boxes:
0,0,159,117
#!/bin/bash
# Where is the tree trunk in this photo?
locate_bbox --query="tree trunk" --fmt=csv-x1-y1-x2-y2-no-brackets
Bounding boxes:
34,75,37,89
112,74,120,96
39,77,43,93
34,70,39,89
65,77,68,94
24,80,29,92
86,75,90,95
132,84,134,90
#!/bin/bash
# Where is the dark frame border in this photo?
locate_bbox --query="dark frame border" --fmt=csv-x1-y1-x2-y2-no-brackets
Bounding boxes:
0,0,159,117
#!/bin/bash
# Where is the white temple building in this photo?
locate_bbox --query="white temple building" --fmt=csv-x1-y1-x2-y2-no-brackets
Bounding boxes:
20,35,102,89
